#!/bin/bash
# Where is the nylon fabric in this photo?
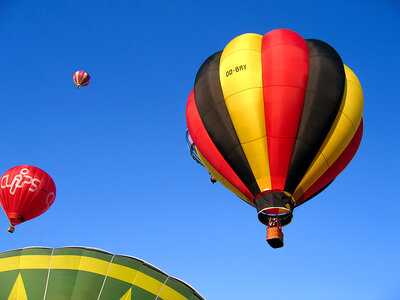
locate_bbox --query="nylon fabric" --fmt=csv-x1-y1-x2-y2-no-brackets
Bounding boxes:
0,166,56,227
194,52,258,197
185,29,363,231
296,119,363,205
284,39,345,194
261,29,309,190
0,247,205,300
219,33,272,192
294,65,363,200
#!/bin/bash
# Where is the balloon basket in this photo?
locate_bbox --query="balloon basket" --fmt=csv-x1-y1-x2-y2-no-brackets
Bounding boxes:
266,226,284,248
8,226,15,233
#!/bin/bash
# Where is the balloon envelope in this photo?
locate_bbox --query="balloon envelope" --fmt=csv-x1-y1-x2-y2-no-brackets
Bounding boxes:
73,70,90,88
0,165,56,230
186,29,363,227
0,247,205,300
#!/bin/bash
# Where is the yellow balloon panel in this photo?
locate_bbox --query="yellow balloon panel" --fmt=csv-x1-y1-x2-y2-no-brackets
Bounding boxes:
340,65,364,128
0,255,50,272
241,138,271,190
219,33,271,192
224,88,266,143
220,33,262,63
294,65,364,199
8,274,27,300
108,262,138,285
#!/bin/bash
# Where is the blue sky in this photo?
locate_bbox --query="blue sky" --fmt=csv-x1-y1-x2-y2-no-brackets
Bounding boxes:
0,1,399,299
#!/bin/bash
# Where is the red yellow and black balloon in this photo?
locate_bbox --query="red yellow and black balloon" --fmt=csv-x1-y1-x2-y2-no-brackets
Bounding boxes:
186,29,363,247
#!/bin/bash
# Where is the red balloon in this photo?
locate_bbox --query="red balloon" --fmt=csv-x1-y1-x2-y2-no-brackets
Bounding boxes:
0,165,56,232
73,70,91,88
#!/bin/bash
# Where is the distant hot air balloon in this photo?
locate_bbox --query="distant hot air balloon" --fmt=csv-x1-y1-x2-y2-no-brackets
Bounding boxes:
187,129,218,184
73,70,90,88
186,129,203,166
0,247,205,300
0,165,56,233
186,29,364,248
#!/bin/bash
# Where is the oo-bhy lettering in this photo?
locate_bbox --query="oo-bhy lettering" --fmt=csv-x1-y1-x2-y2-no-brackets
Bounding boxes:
226,64,247,77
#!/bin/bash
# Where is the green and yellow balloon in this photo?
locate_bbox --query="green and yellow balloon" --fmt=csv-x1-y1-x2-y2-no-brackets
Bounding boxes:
0,247,204,300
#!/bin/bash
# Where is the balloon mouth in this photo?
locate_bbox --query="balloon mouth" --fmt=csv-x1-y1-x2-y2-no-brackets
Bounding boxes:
8,213,25,226
254,190,295,227
258,210,293,227
260,207,291,216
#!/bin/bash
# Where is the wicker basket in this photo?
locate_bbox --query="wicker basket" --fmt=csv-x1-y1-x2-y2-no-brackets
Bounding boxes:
267,226,284,248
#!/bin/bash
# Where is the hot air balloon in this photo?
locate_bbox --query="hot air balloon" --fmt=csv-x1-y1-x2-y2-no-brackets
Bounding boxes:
73,70,91,88
0,165,56,233
186,129,217,183
186,129,203,166
186,29,364,248
0,247,205,300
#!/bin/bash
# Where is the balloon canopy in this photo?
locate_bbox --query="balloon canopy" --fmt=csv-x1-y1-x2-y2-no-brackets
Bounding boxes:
0,165,56,232
73,70,91,88
0,247,205,300
186,29,363,246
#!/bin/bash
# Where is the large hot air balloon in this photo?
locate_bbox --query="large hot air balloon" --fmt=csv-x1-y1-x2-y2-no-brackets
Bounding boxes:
0,165,56,233
186,29,363,248
73,70,91,88
0,247,205,300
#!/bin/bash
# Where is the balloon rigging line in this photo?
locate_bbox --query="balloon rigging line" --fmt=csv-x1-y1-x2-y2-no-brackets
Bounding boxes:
155,275,171,300
96,254,115,300
42,248,55,300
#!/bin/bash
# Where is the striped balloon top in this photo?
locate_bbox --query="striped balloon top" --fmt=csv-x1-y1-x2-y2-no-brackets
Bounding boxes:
73,70,91,88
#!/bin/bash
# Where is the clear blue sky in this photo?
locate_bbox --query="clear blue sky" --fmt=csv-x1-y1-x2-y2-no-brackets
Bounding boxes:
0,1,399,299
